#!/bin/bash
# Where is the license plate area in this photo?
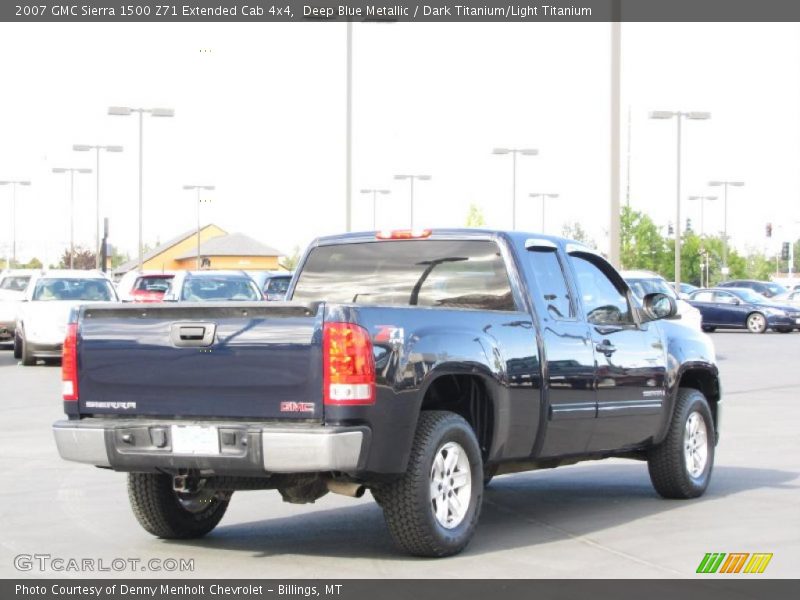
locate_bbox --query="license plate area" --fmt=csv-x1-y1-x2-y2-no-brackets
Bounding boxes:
170,425,219,456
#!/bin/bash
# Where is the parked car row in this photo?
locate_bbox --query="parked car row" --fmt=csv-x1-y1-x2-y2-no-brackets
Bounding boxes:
0,267,295,365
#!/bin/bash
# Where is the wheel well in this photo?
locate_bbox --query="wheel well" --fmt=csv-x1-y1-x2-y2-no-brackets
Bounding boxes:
679,369,720,427
420,375,494,460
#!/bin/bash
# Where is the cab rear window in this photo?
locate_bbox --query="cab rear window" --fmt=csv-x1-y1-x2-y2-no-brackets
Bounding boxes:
291,240,517,311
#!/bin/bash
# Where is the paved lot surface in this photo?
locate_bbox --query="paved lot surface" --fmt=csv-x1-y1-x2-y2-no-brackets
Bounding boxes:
1,331,798,578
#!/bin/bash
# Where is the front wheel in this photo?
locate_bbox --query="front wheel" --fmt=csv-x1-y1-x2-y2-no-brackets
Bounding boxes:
647,388,715,499
127,473,231,539
701,326,716,333
377,411,483,557
13,332,22,359
20,332,36,366
746,312,767,334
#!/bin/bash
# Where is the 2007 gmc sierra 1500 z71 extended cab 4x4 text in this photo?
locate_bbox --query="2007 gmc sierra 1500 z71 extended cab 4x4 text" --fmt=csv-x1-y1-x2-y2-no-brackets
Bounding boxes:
52,229,721,557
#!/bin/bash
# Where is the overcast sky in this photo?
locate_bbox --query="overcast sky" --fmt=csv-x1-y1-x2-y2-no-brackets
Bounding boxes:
0,22,798,265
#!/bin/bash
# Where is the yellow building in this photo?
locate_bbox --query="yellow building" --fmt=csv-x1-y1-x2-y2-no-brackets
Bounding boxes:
114,225,285,275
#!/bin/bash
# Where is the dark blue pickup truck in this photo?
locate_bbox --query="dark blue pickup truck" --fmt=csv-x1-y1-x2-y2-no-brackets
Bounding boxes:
53,229,721,557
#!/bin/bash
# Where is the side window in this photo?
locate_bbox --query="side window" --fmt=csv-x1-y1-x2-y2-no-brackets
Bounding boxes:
528,249,574,320
692,291,714,302
714,292,736,304
570,255,632,325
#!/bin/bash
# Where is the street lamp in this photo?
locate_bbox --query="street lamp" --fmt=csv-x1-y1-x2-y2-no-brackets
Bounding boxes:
360,188,390,230
0,180,31,268
492,147,539,230
183,185,215,269
394,175,431,229
73,144,123,268
708,180,744,281
528,193,559,234
52,168,93,269
108,106,175,270
688,195,717,238
649,110,711,287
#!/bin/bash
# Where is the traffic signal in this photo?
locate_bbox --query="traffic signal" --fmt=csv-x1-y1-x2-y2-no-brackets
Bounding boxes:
766,223,773,237
667,222,674,235
686,218,692,232
781,242,790,261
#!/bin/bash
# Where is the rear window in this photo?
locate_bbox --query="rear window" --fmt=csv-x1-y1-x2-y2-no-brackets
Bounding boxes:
181,277,261,301
291,240,517,311
0,275,30,291
134,275,173,293
33,278,115,301
265,276,291,295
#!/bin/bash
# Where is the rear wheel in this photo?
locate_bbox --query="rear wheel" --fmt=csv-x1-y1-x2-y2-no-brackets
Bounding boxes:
647,388,715,499
127,473,231,539
701,326,716,333
746,312,767,334
377,411,483,557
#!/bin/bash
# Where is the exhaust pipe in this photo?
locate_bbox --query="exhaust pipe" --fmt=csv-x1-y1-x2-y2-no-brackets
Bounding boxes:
326,480,366,498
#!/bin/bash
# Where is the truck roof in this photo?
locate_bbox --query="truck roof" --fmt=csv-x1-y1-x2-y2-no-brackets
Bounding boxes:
313,228,589,249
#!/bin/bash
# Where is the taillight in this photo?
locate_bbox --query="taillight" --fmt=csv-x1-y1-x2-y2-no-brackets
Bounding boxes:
62,323,79,401
323,322,375,405
376,229,432,240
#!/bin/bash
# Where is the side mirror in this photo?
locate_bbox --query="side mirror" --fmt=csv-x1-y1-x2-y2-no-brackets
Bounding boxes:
642,292,677,321
732,299,741,305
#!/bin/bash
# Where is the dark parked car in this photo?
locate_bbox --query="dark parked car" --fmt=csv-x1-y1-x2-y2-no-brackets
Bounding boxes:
717,279,787,299
247,270,294,301
687,287,800,333
54,229,721,557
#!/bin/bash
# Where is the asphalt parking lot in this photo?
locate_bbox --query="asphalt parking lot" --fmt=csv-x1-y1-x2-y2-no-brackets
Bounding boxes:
1,331,798,579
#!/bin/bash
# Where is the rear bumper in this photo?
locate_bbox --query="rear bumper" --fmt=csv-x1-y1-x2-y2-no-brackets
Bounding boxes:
27,341,63,357
52,419,370,475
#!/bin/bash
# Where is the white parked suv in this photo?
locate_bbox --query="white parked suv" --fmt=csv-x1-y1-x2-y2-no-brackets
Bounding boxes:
621,270,704,331
14,270,119,365
0,269,42,344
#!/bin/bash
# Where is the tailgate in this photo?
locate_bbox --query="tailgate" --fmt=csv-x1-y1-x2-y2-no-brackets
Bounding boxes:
76,302,324,420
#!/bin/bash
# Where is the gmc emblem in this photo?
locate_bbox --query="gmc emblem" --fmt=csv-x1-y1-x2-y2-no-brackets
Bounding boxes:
280,402,315,413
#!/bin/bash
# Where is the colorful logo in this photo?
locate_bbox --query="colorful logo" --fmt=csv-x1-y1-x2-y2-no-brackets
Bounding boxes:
696,553,773,574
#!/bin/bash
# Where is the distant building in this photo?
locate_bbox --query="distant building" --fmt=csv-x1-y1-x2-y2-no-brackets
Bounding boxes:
113,225,284,276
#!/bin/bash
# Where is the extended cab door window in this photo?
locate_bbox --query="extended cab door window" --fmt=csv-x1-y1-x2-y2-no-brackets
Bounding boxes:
527,248,575,320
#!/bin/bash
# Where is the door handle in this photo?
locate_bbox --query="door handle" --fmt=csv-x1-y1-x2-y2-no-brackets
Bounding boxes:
170,322,216,347
595,340,617,356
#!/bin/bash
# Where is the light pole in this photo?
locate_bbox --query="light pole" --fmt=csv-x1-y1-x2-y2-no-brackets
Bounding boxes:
492,147,539,230
0,180,31,268
688,195,717,238
528,193,559,234
360,188,390,230
73,144,123,268
394,175,431,229
708,180,744,281
52,168,93,269
649,110,711,287
108,106,174,270
183,185,215,269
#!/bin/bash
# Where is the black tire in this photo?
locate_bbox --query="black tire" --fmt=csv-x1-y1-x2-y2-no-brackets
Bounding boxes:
701,326,716,333
377,411,483,557
127,473,230,539
20,332,36,366
746,312,767,334
483,464,499,487
13,331,22,360
647,388,715,499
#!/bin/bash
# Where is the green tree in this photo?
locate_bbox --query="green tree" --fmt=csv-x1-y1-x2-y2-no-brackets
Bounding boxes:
620,205,668,273
280,246,302,271
561,221,597,248
22,257,43,269
59,247,96,270
465,204,486,227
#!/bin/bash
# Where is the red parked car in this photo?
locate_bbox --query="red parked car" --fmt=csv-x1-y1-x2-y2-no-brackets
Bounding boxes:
117,271,175,303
